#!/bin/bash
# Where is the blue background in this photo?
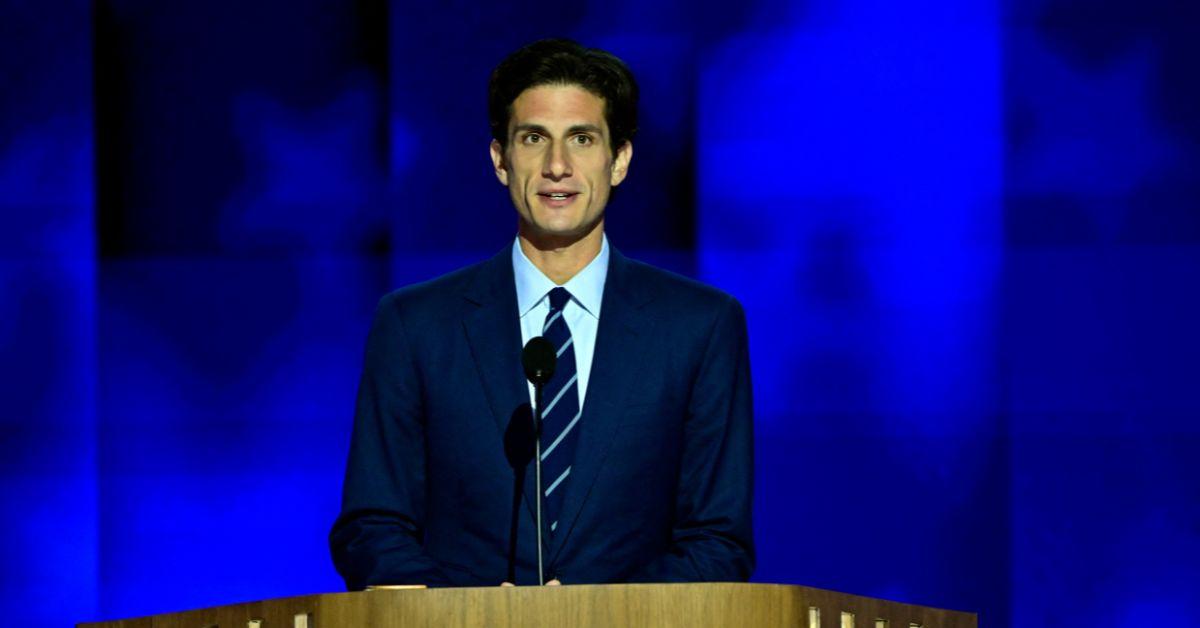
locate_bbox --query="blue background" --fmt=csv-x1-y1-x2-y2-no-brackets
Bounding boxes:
2,1,1198,626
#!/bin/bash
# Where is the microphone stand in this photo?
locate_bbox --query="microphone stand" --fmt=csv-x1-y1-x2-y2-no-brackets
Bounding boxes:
521,335,554,586
532,382,545,586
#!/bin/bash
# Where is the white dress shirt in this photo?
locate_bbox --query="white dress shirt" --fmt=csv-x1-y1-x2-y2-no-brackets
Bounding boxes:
512,234,609,409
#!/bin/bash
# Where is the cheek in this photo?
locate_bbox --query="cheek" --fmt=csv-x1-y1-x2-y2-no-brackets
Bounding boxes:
509,173,531,196
591,175,612,197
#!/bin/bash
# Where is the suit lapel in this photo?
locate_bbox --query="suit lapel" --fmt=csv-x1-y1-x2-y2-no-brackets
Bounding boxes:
461,248,526,437
549,248,656,563
460,249,543,520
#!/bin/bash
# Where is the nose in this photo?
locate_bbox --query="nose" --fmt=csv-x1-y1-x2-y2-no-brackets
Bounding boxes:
542,140,573,181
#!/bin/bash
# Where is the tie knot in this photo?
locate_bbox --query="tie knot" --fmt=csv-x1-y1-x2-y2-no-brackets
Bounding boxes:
548,287,571,312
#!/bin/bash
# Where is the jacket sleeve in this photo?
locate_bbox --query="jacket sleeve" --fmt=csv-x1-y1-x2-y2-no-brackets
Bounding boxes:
329,295,456,589
626,296,756,582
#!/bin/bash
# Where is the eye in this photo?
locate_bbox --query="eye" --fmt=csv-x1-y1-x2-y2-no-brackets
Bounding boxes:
522,133,544,145
572,134,594,146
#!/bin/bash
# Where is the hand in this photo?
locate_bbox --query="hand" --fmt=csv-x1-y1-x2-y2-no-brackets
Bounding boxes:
500,579,561,586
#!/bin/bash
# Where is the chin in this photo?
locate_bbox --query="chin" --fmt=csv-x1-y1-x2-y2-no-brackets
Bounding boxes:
537,225,586,239
526,219,590,240
519,208,602,242
530,214,584,234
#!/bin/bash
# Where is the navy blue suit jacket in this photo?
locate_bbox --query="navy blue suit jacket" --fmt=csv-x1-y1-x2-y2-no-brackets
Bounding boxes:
330,245,754,588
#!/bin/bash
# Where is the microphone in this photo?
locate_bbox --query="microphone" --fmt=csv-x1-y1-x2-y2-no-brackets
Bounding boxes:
522,336,556,385
521,336,556,585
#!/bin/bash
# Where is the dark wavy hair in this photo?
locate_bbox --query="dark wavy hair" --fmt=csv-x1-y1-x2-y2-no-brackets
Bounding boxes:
488,39,638,155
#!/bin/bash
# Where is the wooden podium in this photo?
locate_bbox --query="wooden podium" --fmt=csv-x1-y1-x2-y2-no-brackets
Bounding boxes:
78,583,976,627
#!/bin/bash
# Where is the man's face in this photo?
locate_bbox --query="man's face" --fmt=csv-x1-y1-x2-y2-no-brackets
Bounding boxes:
490,83,632,243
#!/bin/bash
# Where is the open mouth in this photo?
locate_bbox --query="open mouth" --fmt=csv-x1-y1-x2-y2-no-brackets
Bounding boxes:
537,191,580,206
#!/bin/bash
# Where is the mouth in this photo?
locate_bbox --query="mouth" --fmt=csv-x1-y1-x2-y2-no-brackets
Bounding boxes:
536,191,580,208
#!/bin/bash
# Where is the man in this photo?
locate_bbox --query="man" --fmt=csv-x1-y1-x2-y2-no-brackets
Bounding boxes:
330,39,753,588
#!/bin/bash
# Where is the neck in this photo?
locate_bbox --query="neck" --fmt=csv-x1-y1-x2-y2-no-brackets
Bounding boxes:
517,220,605,285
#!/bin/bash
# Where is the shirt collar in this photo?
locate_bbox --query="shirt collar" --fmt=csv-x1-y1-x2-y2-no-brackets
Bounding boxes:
512,234,609,320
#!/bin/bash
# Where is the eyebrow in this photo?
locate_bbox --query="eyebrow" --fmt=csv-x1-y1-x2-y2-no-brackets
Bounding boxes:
512,123,605,137
567,124,604,136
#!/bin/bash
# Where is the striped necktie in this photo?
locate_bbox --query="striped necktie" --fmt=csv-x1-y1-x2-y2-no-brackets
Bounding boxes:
539,286,580,534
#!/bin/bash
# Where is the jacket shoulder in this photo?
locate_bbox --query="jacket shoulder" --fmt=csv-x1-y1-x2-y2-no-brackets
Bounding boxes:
622,256,741,313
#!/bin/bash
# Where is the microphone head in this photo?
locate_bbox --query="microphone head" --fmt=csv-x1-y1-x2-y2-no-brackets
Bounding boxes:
522,336,557,385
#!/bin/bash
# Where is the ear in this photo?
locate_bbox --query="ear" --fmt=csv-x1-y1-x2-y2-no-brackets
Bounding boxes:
489,139,509,186
610,140,633,187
